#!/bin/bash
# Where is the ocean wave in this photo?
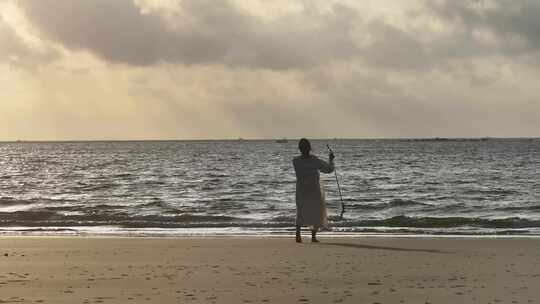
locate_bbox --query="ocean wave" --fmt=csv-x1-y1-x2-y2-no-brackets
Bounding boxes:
0,197,34,206
206,200,247,211
331,227,534,235
139,200,172,209
494,205,540,212
111,173,134,179
0,198,37,212
0,210,58,221
463,188,520,196
430,203,468,212
0,198,79,212
256,180,295,186
76,183,118,191
349,199,428,211
2,208,538,231
369,177,391,181
0,211,241,227
231,181,251,189
271,215,295,222
0,227,79,233
389,199,428,207
337,216,540,229
452,180,475,185
206,173,229,178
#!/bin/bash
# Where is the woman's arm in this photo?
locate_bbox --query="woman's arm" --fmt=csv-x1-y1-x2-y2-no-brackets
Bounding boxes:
316,156,334,174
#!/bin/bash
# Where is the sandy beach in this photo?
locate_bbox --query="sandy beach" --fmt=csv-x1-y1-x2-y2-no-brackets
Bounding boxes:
0,236,538,303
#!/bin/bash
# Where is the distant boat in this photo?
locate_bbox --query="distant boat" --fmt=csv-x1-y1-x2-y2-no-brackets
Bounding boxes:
275,138,288,143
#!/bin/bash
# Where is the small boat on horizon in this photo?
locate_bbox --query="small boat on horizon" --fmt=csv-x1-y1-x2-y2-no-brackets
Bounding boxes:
275,138,288,143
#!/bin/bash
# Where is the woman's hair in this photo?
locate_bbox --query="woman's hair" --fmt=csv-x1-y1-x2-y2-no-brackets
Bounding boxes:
298,138,311,155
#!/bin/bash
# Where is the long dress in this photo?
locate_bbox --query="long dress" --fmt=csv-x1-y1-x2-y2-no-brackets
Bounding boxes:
293,155,334,229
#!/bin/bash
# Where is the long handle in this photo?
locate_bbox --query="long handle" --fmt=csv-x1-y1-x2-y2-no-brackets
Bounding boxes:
327,144,345,219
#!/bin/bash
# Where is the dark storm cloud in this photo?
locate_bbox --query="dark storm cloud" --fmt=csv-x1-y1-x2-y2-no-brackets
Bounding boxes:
357,16,506,71
427,0,540,54
358,20,436,70
18,0,359,69
336,0,540,72
15,0,540,72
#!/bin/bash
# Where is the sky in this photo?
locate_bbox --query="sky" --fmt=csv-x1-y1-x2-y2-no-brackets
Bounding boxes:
0,0,539,140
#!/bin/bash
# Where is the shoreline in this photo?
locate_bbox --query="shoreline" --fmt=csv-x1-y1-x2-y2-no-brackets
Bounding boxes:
0,230,540,239
2,233,540,239
2,227,540,239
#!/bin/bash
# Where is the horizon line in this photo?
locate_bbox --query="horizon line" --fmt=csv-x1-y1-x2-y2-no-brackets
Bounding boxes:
0,136,539,143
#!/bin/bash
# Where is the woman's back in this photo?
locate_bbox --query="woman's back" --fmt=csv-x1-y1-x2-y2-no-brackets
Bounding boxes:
293,155,334,181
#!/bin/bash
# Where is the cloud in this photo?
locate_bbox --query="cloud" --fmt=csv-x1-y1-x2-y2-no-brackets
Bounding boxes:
427,0,540,56
18,0,359,69
0,17,22,60
0,15,56,66
15,0,540,72
354,12,508,71
0,18,17,48
3,0,540,140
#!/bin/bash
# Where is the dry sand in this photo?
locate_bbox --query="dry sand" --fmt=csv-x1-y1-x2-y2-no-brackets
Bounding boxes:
0,236,539,303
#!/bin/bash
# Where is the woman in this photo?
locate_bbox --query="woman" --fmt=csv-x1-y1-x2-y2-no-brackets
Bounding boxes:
293,138,335,243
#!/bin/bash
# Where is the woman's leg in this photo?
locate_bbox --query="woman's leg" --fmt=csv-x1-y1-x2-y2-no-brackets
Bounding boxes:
311,229,319,243
296,225,302,243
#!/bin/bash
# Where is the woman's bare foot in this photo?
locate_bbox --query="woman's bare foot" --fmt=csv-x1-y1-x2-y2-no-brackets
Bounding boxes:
296,225,302,243
311,230,319,243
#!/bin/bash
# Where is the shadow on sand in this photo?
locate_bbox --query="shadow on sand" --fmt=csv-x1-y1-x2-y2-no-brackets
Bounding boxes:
322,242,452,254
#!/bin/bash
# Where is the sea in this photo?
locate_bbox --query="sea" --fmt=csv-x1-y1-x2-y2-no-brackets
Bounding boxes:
0,139,539,237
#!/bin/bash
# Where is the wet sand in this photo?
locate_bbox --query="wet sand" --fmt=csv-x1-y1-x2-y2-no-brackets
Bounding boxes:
0,236,539,303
